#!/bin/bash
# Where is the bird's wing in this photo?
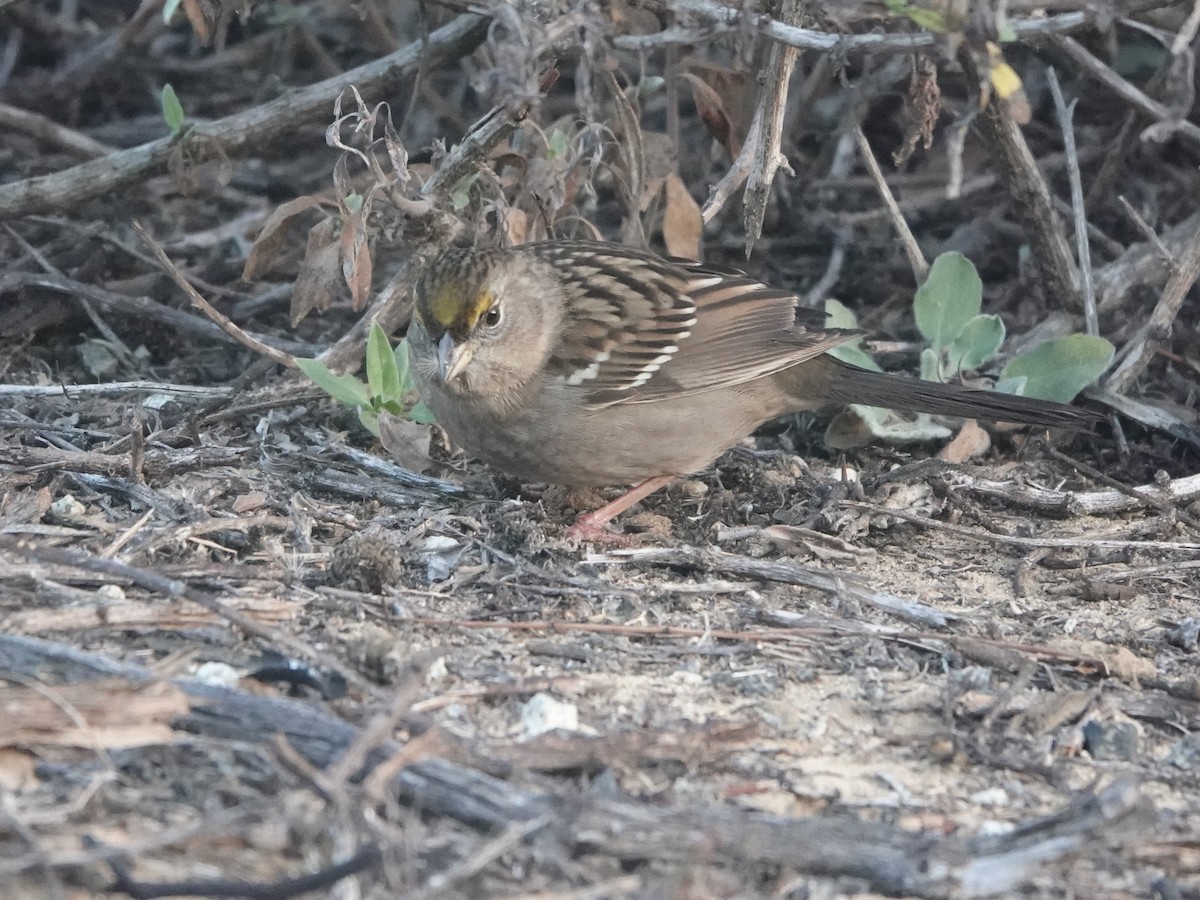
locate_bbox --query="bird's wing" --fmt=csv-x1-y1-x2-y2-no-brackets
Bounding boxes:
530,242,860,407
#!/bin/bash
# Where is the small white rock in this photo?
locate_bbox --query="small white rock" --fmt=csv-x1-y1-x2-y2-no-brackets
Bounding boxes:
193,662,240,688
519,693,579,738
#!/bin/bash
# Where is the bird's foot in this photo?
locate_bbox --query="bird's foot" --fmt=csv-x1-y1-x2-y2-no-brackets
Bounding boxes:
565,512,634,546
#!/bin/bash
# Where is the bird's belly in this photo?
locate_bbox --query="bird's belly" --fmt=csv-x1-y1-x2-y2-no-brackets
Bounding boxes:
427,385,774,487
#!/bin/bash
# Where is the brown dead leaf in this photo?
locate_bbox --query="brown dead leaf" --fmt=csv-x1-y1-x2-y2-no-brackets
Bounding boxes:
894,54,941,167
243,195,328,281
681,60,749,156
680,73,741,159
937,420,990,463
291,218,341,327
178,0,213,44
501,207,528,246
340,203,373,311
662,173,702,260
378,411,432,473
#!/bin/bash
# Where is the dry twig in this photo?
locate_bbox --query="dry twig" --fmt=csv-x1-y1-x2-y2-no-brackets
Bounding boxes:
1046,68,1098,336
0,15,488,219
964,53,1081,310
1105,220,1200,393
853,124,927,282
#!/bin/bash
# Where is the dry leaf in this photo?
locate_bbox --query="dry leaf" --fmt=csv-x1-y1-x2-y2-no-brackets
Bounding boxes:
340,204,373,311
179,0,213,44
937,419,990,463
243,195,328,281
681,60,748,157
680,73,741,159
894,55,941,167
662,173,702,260
501,207,528,246
378,411,432,473
290,218,341,327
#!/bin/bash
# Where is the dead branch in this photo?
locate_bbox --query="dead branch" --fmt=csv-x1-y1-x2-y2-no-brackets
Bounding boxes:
618,1,1091,54
1105,218,1200,393
962,52,1081,311
587,546,953,628
740,0,801,255
1046,68,1098,336
957,471,1200,517
853,124,928,282
1052,34,1200,148
0,14,489,219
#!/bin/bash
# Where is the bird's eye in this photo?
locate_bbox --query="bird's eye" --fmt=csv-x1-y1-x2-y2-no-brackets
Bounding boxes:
483,305,502,328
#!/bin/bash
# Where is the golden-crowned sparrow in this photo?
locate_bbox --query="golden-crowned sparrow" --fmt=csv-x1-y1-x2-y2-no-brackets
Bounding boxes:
408,241,1099,539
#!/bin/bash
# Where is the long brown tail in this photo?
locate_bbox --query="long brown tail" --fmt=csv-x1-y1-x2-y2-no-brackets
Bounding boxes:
791,356,1102,431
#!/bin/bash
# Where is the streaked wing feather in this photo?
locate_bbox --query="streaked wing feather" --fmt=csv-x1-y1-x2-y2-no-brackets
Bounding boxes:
526,243,860,407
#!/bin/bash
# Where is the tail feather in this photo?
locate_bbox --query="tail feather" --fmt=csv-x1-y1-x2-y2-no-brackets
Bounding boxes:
795,357,1102,431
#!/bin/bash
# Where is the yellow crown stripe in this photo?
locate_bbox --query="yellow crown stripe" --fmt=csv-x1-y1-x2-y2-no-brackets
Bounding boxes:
429,286,495,331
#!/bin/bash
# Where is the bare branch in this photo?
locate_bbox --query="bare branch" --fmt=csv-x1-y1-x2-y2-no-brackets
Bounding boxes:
1046,68,1098,336
0,14,488,219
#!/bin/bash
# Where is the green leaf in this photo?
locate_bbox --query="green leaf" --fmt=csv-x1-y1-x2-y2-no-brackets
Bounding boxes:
825,405,951,450
161,84,185,134
357,407,381,438
884,0,949,31
824,299,881,372
295,358,371,408
393,336,413,383
366,323,401,403
450,173,477,212
343,192,363,213
994,375,1028,396
408,399,437,425
823,297,859,330
919,347,941,382
639,76,665,97
947,314,1005,375
999,335,1114,403
547,129,569,159
913,252,982,352
903,8,949,31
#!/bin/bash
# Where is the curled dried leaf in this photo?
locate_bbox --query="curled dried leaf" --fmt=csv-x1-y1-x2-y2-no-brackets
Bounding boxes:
243,196,329,281
340,204,373,311
680,72,742,159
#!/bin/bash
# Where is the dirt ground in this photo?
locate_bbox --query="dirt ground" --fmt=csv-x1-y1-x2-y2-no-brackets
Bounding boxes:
2,1,1200,898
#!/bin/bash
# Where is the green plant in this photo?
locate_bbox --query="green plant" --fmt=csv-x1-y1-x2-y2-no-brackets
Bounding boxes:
161,84,186,135
295,323,434,438
824,251,1113,447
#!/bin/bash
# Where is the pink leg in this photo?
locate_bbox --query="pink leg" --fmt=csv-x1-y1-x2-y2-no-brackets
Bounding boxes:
565,473,678,543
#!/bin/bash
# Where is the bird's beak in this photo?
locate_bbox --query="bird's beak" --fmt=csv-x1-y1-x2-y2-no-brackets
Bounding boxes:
437,332,473,384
